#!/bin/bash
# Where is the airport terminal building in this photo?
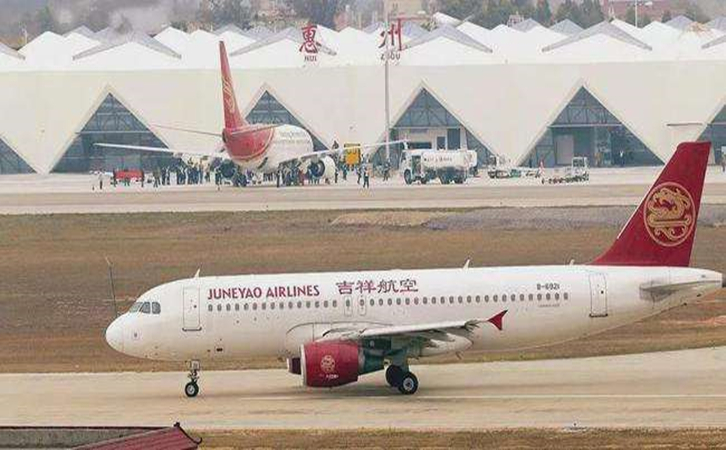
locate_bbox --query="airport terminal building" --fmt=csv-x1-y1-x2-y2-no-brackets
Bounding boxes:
1,15,726,174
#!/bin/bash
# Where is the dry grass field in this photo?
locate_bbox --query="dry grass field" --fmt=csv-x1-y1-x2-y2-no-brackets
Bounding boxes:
1,210,725,373
197,428,726,449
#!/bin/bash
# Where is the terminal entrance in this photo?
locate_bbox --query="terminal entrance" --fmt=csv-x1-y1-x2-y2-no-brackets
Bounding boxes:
0,138,34,174
387,88,494,167
525,88,661,168
52,93,177,173
246,91,327,151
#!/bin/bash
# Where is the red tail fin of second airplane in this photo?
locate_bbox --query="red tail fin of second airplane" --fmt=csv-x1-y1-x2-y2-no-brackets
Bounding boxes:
591,142,710,267
219,41,245,130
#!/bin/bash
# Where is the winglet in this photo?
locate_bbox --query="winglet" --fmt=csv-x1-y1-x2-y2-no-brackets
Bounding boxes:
487,310,507,331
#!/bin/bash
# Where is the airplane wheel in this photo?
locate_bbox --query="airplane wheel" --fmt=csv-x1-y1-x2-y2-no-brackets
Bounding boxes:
385,365,404,387
397,371,418,395
185,381,199,398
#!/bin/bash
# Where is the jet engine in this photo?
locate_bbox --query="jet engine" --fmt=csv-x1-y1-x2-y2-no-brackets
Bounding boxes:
307,156,336,180
219,160,238,179
300,340,383,388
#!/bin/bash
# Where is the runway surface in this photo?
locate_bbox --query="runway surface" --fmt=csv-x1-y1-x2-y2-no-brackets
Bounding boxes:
3,346,725,430
3,167,726,214
3,173,726,214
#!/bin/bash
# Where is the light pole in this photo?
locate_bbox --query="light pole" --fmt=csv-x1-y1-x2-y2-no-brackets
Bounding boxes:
383,9,391,165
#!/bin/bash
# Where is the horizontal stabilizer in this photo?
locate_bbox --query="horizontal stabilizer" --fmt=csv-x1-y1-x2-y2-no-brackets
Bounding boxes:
640,279,721,297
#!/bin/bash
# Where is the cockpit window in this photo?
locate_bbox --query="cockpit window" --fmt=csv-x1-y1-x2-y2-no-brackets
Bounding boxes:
152,302,161,314
129,302,142,313
140,302,151,314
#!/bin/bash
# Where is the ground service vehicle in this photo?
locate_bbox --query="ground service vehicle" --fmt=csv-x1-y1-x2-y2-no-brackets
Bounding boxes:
545,156,590,184
401,149,476,185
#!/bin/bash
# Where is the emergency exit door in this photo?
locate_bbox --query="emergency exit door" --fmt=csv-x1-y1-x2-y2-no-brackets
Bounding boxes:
183,287,201,331
589,274,608,318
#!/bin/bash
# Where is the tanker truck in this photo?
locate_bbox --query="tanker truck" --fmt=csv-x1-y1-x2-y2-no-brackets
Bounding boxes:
400,149,477,185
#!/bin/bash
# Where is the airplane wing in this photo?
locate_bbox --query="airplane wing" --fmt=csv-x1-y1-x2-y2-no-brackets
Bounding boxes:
277,140,408,167
94,143,231,161
322,310,507,342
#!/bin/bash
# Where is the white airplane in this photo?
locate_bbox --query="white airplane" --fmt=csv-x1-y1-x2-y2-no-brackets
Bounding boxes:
97,42,401,182
105,142,722,396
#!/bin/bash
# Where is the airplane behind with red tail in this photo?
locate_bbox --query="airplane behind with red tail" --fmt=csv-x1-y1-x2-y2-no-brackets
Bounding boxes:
97,42,400,181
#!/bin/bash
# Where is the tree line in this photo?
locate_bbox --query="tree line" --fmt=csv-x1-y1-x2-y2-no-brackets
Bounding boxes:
441,0,711,29
15,0,715,44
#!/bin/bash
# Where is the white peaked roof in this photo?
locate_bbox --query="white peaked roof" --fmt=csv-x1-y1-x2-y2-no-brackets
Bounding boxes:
64,26,95,38
0,41,23,60
74,31,181,60
457,22,492,46
154,26,191,52
231,27,337,57
432,12,462,27
401,22,428,38
214,24,247,36
512,18,542,32
666,15,694,30
708,17,726,32
640,21,681,44
94,27,123,42
543,21,653,52
63,32,100,54
611,19,643,38
550,19,583,35
406,25,492,53
703,34,726,50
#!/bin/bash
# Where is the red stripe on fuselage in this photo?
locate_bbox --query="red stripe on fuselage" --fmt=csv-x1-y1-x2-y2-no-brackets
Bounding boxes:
223,127,275,163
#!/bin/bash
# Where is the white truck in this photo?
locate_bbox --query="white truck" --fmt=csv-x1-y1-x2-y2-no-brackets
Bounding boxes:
543,156,590,184
401,149,477,185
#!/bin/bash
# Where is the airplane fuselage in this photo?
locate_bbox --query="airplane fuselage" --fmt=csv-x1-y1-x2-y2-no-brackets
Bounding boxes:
106,265,721,363
225,124,313,174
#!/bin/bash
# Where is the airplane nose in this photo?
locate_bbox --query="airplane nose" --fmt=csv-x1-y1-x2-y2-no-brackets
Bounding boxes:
105,318,124,353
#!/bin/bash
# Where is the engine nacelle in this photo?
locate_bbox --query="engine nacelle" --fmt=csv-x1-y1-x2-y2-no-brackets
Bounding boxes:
308,156,336,180
219,160,237,179
300,341,383,388
287,357,301,375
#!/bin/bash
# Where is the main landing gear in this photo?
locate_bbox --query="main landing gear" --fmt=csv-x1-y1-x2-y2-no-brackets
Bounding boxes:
385,364,419,395
185,360,200,398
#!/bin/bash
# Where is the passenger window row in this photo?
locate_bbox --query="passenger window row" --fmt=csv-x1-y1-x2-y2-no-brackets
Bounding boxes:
208,299,339,313
367,292,568,306
206,292,569,313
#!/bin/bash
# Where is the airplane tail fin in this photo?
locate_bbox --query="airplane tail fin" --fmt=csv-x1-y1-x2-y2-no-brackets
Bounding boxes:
591,141,710,267
219,41,246,130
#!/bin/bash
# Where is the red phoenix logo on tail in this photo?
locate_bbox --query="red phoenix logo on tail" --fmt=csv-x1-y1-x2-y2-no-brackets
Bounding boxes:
643,182,695,247
222,77,237,115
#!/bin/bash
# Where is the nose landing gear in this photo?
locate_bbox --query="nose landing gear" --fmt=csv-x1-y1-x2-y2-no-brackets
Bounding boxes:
184,360,200,398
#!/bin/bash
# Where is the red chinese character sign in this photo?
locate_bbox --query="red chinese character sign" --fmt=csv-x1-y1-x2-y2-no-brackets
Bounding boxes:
300,24,319,62
379,19,403,62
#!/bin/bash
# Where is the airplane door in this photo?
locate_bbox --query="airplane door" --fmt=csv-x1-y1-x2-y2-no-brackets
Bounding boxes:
183,287,202,331
589,274,608,318
344,296,352,316
358,296,367,316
